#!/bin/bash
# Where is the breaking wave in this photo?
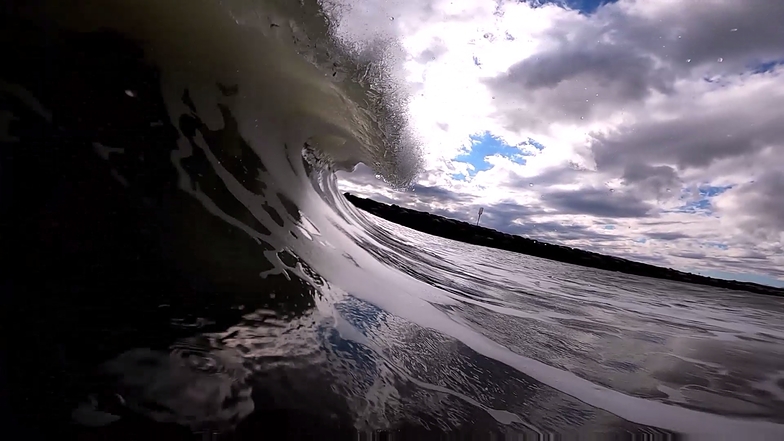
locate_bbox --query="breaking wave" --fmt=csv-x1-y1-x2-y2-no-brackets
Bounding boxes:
4,0,784,439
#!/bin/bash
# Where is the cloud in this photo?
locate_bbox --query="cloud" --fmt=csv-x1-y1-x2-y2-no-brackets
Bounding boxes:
485,39,674,129
715,171,784,237
589,76,784,171
541,187,653,218
476,201,544,228
336,0,784,286
486,0,784,130
645,232,689,241
413,39,448,64
410,183,473,204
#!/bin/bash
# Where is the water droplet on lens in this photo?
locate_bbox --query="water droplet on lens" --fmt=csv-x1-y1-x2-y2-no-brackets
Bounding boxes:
190,355,218,372
730,28,738,32
686,59,691,63
529,183,534,187
717,57,723,62
389,16,395,21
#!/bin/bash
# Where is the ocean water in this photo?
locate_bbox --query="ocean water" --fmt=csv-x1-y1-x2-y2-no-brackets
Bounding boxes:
3,0,784,439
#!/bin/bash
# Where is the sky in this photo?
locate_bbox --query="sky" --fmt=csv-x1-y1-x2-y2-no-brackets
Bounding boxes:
333,0,784,288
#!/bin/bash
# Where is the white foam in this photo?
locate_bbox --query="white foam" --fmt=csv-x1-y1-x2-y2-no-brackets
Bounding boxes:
294,194,784,439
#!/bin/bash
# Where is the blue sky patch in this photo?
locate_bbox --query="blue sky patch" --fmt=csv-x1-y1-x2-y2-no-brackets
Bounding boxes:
526,0,618,14
672,184,733,215
698,185,732,198
678,198,711,214
453,132,543,180
520,138,546,152
751,59,784,74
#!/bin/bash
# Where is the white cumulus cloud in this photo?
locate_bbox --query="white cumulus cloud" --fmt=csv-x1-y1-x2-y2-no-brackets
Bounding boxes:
337,0,784,286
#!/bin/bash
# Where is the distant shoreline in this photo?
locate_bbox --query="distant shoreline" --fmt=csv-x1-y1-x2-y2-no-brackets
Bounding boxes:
345,193,784,297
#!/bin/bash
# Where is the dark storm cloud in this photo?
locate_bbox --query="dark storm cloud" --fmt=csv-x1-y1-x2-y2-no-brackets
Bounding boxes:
541,187,654,218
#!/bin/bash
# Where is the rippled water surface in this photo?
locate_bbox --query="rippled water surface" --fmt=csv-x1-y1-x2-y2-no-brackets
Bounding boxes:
364,218,784,419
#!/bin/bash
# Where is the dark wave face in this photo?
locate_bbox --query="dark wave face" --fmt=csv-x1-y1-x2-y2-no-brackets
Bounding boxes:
3,1,784,440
